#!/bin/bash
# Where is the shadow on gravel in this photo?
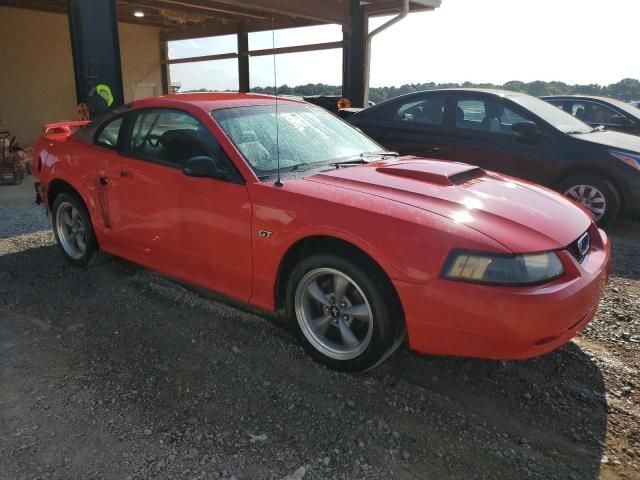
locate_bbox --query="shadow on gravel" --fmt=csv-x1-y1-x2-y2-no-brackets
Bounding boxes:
0,244,608,479
389,345,608,478
606,218,640,281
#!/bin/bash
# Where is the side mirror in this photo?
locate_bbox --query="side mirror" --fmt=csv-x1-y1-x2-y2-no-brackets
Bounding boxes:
183,156,229,179
511,121,539,138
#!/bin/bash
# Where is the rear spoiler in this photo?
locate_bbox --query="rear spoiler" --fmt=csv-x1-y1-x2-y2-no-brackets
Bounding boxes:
43,120,90,136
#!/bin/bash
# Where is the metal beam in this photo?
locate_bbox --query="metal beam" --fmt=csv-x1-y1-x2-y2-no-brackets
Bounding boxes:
342,0,366,107
68,0,125,117
160,39,170,94
364,0,409,105
245,41,343,58
164,41,343,64
166,52,239,65
237,24,250,92
121,0,266,20
205,0,348,24
160,17,320,41
0,0,66,14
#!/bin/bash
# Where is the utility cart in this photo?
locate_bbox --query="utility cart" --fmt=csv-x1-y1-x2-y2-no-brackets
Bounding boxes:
0,131,32,185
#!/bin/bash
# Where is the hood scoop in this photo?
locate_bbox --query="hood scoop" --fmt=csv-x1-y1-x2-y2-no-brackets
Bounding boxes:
376,160,485,186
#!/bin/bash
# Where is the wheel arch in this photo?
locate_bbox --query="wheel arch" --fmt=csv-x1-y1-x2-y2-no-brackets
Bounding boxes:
274,235,404,318
47,178,83,209
552,163,630,209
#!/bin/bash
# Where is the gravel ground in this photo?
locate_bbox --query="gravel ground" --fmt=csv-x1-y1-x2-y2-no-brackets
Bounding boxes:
0,182,49,238
0,181,638,480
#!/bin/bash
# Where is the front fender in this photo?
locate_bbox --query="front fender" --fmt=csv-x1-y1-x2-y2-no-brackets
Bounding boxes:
246,181,505,311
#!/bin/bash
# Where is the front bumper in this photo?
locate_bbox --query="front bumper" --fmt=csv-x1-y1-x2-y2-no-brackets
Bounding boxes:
396,225,611,360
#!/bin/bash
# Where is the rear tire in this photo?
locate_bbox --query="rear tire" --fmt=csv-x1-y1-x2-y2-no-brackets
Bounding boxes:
286,253,404,372
52,192,101,267
557,174,621,227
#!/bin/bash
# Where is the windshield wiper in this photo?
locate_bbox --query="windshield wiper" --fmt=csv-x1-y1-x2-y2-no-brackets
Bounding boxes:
360,151,399,159
566,126,605,135
332,151,399,168
285,151,400,172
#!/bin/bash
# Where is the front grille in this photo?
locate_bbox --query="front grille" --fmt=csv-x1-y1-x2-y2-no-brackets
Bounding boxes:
566,231,590,263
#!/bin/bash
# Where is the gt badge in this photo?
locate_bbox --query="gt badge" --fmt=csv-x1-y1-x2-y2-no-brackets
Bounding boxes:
258,229,273,238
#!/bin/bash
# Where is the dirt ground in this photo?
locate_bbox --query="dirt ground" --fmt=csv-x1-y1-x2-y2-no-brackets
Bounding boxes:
0,180,638,480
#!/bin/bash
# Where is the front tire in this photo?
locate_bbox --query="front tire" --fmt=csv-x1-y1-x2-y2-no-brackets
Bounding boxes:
558,174,621,227
52,192,100,267
286,253,404,372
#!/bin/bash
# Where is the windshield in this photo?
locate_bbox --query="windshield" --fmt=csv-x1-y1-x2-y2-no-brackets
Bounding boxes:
509,94,593,134
212,103,382,176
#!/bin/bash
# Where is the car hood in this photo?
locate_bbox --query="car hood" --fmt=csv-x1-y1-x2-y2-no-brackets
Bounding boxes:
307,157,591,253
572,130,640,152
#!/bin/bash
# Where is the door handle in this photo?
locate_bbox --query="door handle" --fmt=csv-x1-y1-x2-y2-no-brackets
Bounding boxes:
120,170,133,179
99,176,108,186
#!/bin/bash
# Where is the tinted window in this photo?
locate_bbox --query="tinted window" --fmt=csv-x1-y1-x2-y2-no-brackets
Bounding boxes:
128,109,219,167
393,95,446,126
95,117,123,148
457,100,486,128
456,97,529,135
570,101,619,124
546,100,566,111
509,94,591,134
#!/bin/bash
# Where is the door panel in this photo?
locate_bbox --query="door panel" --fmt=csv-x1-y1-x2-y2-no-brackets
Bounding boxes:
447,95,558,184
105,158,253,301
359,94,458,159
104,108,253,302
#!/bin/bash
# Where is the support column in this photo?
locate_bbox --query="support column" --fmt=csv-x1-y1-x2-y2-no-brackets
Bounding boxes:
342,0,367,107
68,0,125,118
160,39,170,95
237,24,250,93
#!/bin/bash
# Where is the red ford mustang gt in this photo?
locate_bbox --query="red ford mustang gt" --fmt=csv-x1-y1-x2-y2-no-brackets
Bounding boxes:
33,93,610,371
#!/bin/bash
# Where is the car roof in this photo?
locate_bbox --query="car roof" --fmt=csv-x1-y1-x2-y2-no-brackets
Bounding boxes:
384,88,529,101
131,92,306,111
540,94,640,114
432,88,524,96
541,94,625,104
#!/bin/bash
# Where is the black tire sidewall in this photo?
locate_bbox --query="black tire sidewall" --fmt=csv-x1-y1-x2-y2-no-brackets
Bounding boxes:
285,253,401,372
52,192,99,267
558,174,621,227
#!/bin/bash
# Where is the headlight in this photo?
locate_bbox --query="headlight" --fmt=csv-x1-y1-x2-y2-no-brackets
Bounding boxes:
442,250,564,285
610,151,640,170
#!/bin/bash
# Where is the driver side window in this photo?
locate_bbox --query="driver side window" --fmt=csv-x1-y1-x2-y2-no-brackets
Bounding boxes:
127,109,217,168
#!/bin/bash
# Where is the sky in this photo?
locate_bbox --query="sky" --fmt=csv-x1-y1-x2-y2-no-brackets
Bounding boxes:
168,0,640,91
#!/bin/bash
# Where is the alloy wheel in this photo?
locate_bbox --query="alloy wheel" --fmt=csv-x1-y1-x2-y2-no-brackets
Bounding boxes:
294,268,374,361
564,184,607,222
55,201,87,260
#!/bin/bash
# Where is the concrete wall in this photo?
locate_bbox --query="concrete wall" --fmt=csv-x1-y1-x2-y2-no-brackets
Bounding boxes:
0,6,163,147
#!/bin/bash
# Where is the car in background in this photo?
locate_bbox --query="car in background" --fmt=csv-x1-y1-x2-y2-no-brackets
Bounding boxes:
303,95,373,118
33,93,609,371
542,95,640,135
349,88,640,226
303,95,375,112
